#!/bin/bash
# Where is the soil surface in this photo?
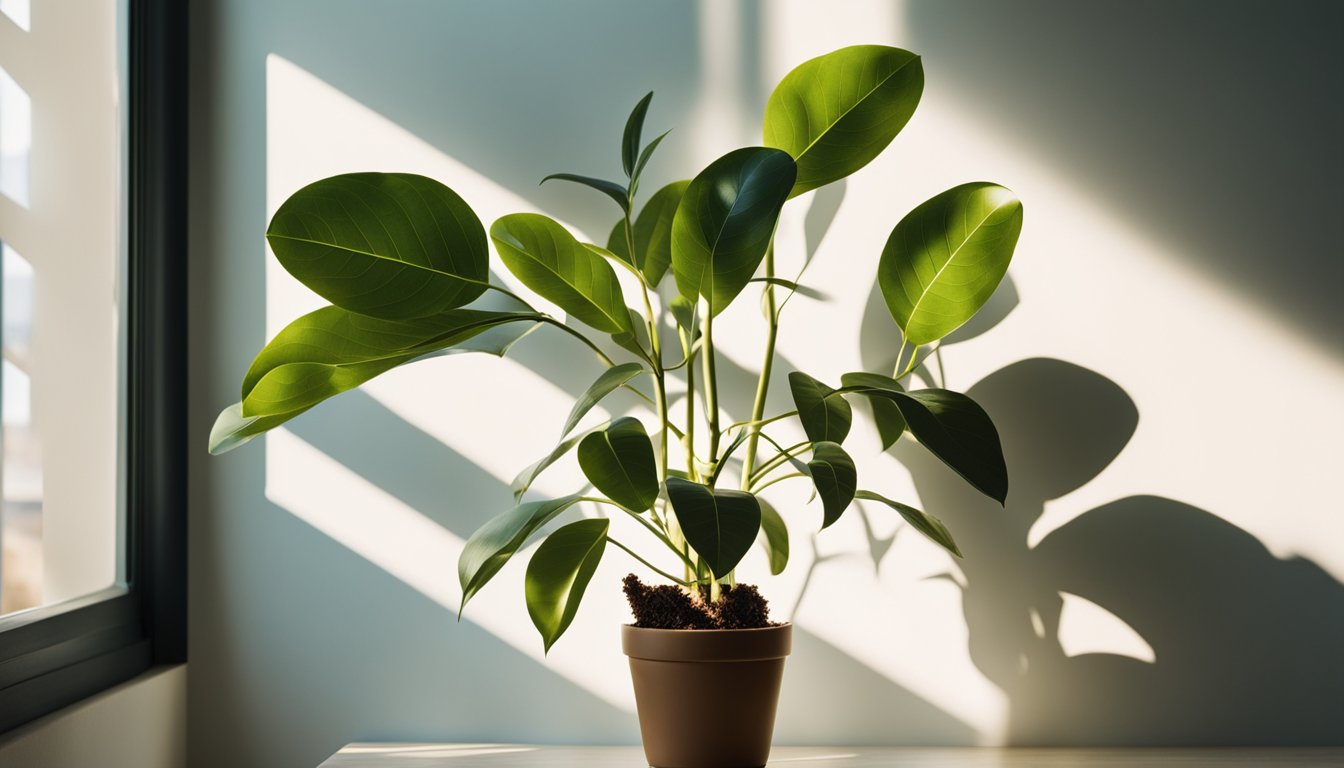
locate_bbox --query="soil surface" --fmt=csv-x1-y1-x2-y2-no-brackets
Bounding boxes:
622,574,776,629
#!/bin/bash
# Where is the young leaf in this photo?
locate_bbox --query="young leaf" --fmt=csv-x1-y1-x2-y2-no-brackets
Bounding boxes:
671,147,796,316
888,389,1008,505
526,519,609,652
578,417,659,512
855,490,962,558
266,173,490,319
879,182,1023,345
511,421,609,500
807,441,858,529
840,371,906,449
622,92,654,177
789,371,852,444
491,213,634,334
757,498,790,575
458,495,585,612
607,180,689,286
559,363,645,440
763,45,924,197
665,478,761,579
539,173,630,214
630,130,670,195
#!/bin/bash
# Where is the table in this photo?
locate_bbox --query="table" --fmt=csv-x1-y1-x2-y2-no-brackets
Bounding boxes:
319,744,1344,767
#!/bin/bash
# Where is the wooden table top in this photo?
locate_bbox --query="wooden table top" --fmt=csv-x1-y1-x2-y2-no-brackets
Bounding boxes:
319,743,1344,767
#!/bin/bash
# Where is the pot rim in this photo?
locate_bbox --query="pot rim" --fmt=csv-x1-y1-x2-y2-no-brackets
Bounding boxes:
622,621,792,662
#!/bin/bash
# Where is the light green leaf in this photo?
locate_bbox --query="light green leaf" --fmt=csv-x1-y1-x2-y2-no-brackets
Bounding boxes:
763,45,924,197
879,182,1023,345
789,371,852,444
807,441,857,529
622,92,654,178
665,478,761,579
671,148,796,315
607,179,690,286
669,295,697,334
840,371,906,449
539,173,630,214
526,518,609,652
266,173,489,319
491,213,634,334
856,490,961,558
458,494,585,613
578,417,659,512
757,498,790,575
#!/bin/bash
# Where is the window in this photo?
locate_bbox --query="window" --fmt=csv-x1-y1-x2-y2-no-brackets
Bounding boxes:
0,0,185,732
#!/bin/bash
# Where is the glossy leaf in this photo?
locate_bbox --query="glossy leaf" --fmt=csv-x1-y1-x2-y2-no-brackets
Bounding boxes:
622,92,654,177
266,173,489,319
665,478,761,579
757,498,790,575
578,417,659,512
789,371,852,444
559,363,645,439
889,389,1008,504
491,213,634,334
207,403,313,456
458,494,585,612
607,179,689,286
840,371,906,449
671,147,796,315
526,518,609,652
763,45,924,197
879,182,1023,345
807,441,858,529
539,173,630,214
855,490,961,557
512,421,609,501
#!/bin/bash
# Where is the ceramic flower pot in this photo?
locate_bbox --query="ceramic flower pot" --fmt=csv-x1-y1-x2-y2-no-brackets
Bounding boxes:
621,622,792,768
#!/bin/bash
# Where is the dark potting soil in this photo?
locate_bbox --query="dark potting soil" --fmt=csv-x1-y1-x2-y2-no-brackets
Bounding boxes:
622,573,776,630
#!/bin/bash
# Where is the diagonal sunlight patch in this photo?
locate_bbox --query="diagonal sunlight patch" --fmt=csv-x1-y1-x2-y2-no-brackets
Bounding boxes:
1057,591,1156,663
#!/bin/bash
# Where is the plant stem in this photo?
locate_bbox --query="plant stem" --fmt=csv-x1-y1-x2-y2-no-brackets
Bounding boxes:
752,471,808,493
606,537,690,586
740,243,779,490
701,303,721,466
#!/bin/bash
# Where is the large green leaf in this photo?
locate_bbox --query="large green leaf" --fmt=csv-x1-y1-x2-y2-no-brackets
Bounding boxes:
526,518,609,652
266,173,489,319
888,389,1008,504
578,417,659,512
665,478,761,579
622,92,653,177
807,441,857,529
757,498,790,575
840,371,906,449
458,494,585,613
607,179,690,286
763,45,924,197
855,490,961,558
789,372,852,444
491,213,634,334
671,147,796,315
878,182,1023,345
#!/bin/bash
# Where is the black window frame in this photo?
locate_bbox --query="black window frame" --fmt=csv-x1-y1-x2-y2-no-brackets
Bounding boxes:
0,0,187,733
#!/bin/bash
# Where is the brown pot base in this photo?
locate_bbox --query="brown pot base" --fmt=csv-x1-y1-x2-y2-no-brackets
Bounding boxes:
622,623,792,768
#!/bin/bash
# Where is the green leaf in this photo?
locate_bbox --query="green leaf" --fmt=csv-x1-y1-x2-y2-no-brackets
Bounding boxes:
878,182,1023,345
807,441,857,529
630,130,670,195
671,147,796,315
665,478,761,579
526,518,609,652
622,92,654,177
207,402,313,456
840,371,906,449
889,389,1008,505
607,179,690,286
789,371,852,444
757,498,790,575
539,173,630,214
669,295,697,334
458,494,585,613
266,173,489,319
855,490,961,558
511,421,608,501
763,45,924,197
491,213,634,334
559,363,645,439
578,417,659,512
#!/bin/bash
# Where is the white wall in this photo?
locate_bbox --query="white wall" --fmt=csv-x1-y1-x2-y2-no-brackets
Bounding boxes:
189,1,1344,766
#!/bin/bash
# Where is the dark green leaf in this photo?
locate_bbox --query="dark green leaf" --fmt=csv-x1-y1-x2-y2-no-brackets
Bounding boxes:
578,417,659,512
855,490,961,557
560,363,645,439
757,498,790,575
266,173,490,319
491,213,634,334
671,148,796,315
840,371,906,449
889,389,1007,504
807,441,857,529
789,371,852,444
879,182,1023,345
630,130,670,194
526,518,609,652
665,478,761,578
607,180,689,286
539,173,630,214
458,494,585,612
763,45,924,197
622,92,654,177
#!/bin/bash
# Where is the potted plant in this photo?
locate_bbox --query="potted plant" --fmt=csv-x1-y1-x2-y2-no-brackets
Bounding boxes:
209,44,1022,768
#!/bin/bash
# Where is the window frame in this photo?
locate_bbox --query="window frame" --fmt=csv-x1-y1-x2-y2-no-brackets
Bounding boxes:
0,0,187,733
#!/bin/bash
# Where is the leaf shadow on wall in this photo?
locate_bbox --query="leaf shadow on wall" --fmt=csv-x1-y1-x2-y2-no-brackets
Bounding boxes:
894,358,1344,745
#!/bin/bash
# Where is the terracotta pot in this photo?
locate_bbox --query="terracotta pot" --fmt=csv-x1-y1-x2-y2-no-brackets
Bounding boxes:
622,622,792,768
